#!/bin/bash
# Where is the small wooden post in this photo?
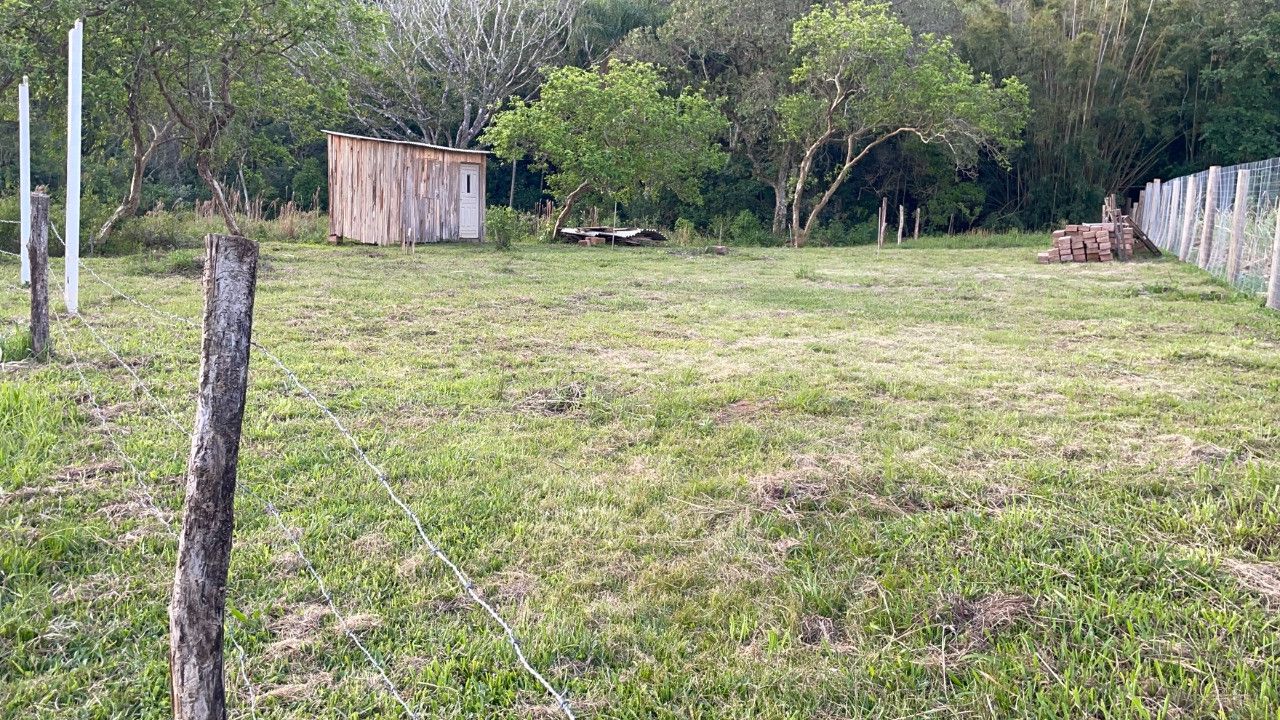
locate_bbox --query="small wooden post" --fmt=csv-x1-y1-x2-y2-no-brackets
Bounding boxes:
1178,175,1199,262
1226,168,1250,284
913,207,920,240
169,234,259,720
28,191,49,358
896,204,904,245
1197,166,1221,268
877,197,887,248
1267,200,1280,311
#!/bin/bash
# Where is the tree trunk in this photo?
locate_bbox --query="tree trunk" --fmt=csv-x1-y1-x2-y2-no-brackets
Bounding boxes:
508,160,517,209
169,233,259,720
552,181,590,237
97,125,168,244
197,154,243,237
790,129,912,247
771,161,791,237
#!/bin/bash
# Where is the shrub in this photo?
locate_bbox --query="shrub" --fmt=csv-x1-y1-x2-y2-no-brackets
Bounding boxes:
729,210,775,246
486,206,539,249
125,248,204,278
673,217,700,246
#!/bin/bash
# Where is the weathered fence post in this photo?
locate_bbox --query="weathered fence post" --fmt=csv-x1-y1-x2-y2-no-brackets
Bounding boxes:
1268,201,1280,312
1178,175,1199,262
913,207,920,240
28,191,49,358
896,204,904,245
1197,166,1221,268
1166,181,1182,251
1150,179,1162,243
169,233,259,720
877,197,887,248
1226,168,1251,284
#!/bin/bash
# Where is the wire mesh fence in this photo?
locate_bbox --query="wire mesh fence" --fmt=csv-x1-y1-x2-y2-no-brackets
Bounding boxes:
1136,156,1280,308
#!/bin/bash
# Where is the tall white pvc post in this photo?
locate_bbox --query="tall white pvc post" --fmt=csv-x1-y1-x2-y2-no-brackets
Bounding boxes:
18,76,31,286
64,19,83,314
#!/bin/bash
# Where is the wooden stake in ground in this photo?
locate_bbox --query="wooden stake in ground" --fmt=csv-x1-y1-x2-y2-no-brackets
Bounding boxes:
896,204,904,245
1226,168,1251,284
1178,175,1199,262
170,233,259,720
1268,200,1280,312
1197,166,1221,268
877,197,887,248
913,207,920,240
28,191,49,358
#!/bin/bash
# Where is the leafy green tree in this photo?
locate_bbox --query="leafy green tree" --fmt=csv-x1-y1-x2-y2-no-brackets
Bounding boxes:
144,0,343,234
781,1,1028,246
483,62,726,234
619,0,810,236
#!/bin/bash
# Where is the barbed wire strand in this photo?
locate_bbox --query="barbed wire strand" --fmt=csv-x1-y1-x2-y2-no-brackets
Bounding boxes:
60,294,419,718
75,252,578,718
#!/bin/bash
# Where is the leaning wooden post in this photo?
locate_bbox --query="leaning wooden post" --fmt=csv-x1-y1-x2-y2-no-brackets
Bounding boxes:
169,234,259,720
896,204,904,245
1226,168,1251,284
1197,166,1221,269
1177,175,1199,262
1267,200,1280,311
28,191,49,358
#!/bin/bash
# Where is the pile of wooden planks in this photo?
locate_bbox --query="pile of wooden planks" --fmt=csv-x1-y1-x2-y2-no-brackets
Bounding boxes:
1038,222,1133,263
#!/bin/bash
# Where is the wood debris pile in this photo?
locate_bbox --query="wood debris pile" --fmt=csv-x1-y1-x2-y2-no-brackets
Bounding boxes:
1038,223,1132,263
559,227,668,247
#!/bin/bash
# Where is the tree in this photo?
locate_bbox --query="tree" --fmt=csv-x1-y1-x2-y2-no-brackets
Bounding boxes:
618,0,810,236
781,1,1028,246
145,0,341,235
483,62,726,235
344,0,583,148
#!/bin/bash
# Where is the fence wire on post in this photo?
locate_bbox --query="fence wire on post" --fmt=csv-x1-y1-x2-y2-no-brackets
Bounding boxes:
70,259,578,719
1138,156,1280,308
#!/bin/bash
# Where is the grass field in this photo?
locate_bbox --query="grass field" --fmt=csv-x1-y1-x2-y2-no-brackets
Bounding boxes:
3,234,1280,719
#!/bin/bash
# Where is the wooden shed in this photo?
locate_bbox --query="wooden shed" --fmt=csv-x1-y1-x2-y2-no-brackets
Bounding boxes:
324,131,488,246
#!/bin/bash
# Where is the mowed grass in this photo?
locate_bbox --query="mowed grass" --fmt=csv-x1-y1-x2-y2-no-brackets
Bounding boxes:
2,236,1280,719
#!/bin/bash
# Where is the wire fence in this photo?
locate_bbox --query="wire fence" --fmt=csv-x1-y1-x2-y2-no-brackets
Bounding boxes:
0,233,577,717
1136,156,1280,307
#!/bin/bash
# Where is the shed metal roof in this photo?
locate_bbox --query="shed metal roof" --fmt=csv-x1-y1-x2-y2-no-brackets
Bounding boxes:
322,130,490,156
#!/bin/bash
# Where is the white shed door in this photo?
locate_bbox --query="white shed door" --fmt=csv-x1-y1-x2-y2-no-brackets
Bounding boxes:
459,164,480,238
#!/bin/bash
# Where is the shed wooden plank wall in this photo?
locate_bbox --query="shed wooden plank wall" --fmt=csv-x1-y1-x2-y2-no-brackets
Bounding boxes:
327,133,485,246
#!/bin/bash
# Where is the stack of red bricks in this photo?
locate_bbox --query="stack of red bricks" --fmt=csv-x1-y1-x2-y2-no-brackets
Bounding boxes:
1037,223,1134,263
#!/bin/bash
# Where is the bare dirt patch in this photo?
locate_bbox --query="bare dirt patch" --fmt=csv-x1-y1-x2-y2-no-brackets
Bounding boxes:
922,591,1034,667
517,382,588,415
1223,559,1280,608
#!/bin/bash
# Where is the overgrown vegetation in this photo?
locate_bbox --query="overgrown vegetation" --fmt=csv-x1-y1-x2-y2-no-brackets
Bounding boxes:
4,0,1276,245
2,241,1279,718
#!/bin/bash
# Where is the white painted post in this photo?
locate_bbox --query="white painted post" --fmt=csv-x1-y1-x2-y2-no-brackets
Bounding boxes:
18,76,31,286
1197,167,1221,269
64,19,83,314
1267,200,1280,312
1178,175,1198,262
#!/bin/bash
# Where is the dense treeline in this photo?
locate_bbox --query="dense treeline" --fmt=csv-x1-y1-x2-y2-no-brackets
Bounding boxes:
0,0,1276,245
